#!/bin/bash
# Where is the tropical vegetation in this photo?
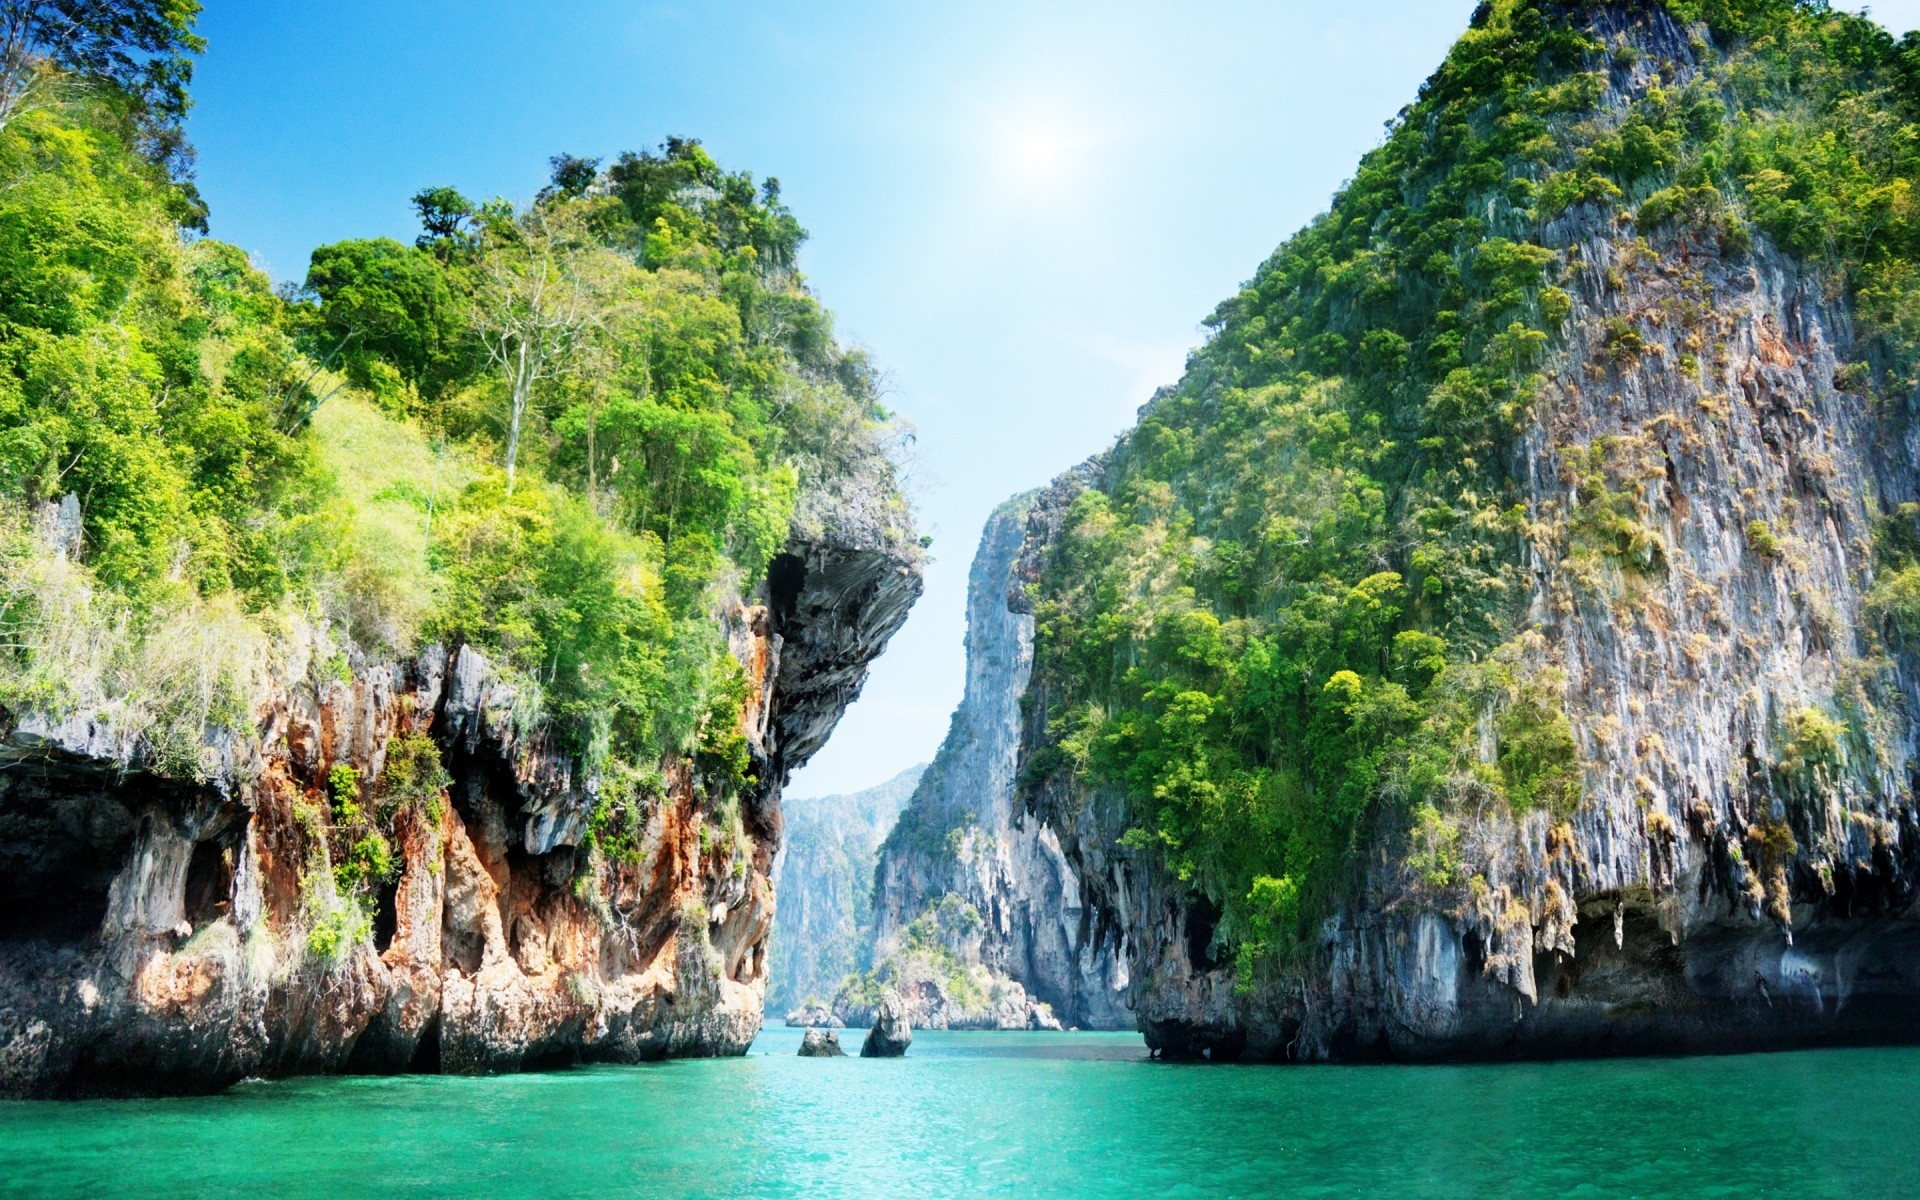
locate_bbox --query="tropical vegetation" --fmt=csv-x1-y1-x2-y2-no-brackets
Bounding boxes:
0,0,911,954
1022,0,1920,981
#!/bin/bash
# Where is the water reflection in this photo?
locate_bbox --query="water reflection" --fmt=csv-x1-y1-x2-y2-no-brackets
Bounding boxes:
750,1024,1151,1061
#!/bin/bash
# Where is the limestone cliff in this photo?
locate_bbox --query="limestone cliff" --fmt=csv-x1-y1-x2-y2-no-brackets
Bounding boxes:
1016,2,1920,1061
767,763,923,1017
867,497,1129,1030
0,527,919,1096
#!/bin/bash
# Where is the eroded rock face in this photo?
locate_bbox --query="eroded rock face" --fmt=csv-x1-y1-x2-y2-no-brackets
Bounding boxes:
0,532,919,1097
831,940,1063,1033
784,1002,842,1029
797,1028,846,1057
870,498,1130,1030
1015,10,1920,1063
859,990,911,1058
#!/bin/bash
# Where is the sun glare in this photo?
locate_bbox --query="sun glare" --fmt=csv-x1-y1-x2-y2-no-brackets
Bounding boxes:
987,106,1102,206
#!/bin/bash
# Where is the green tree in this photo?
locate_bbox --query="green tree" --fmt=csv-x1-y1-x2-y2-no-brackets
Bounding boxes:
470,206,607,493
0,0,204,147
411,185,475,260
607,136,805,273
543,153,599,200
304,237,467,403
0,89,319,596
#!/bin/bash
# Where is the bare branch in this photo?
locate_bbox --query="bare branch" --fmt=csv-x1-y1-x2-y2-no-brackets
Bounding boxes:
470,204,613,493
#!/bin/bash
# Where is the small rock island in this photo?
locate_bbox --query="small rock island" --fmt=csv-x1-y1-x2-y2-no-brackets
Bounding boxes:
860,991,913,1058
797,1030,847,1058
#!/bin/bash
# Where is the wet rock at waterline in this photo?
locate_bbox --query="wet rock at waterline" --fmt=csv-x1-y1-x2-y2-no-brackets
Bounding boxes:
797,1029,847,1057
860,990,912,1058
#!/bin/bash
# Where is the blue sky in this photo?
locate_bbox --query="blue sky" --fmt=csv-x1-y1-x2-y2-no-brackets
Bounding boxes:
186,1,1920,797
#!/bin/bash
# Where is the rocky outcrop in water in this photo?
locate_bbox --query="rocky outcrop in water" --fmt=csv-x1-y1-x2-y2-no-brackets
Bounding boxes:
831,894,1063,1032
797,1028,846,1057
836,972,1058,1033
784,1001,842,1028
0,528,919,1097
1015,4,1920,1062
769,765,923,1020
859,989,911,1057
868,497,1129,1030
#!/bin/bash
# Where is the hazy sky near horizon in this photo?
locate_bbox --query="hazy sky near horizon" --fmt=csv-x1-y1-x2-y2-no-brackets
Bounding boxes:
187,1,1920,799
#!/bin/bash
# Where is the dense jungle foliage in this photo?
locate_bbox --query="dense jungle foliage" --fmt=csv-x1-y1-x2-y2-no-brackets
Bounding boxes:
0,4,910,941
1023,0,1920,981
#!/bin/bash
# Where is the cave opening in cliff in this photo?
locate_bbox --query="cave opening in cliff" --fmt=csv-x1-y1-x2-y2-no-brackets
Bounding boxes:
766,552,806,626
1463,929,1487,976
0,866,118,944
1827,839,1916,919
408,1017,442,1074
1184,896,1222,971
182,837,234,929
522,1045,581,1073
0,777,141,943
371,876,400,954
1325,1022,1387,1062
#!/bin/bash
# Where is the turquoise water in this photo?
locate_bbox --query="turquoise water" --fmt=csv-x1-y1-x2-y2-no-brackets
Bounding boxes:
3,1027,1917,1198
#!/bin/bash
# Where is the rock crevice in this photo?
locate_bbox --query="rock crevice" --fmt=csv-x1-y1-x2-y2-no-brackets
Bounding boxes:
867,496,1129,1031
